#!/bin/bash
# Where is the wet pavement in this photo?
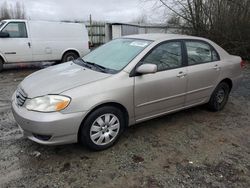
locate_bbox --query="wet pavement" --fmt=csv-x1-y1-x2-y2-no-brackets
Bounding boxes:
0,63,250,188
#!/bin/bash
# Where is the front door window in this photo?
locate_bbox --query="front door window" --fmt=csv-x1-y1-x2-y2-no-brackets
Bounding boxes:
142,41,182,71
2,22,27,38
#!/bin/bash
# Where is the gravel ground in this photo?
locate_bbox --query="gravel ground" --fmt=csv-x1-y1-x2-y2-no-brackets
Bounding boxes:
0,63,249,188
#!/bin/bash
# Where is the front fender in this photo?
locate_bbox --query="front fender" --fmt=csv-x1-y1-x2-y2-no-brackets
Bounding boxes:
61,71,135,124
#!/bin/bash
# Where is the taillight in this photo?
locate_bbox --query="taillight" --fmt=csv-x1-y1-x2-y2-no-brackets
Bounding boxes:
240,60,245,68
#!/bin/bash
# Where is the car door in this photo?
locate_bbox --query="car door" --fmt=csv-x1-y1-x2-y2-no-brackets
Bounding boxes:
134,41,188,122
0,22,32,62
184,40,221,106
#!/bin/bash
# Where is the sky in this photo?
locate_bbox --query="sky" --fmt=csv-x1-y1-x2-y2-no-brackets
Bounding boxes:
0,0,165,23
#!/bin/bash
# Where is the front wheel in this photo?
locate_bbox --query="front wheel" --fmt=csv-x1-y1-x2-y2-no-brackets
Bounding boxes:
79,106,125,151
207,82,230,111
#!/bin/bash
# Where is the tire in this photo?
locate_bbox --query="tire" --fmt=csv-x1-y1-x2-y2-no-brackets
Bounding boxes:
207,82,230,112
61,51,79,63
0,58,3,72
79,106,126,151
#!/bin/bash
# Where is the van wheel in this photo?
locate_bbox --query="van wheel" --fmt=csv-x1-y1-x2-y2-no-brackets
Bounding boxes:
207,82,230,112
61,51,79,63
0,58,3,72
79,106,125,151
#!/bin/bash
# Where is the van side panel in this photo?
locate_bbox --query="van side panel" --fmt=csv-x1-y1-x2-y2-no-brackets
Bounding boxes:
28,21,90,61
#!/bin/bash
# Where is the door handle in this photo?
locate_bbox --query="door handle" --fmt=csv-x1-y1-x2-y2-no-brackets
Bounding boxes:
213,65,220,71
28,42,31,48
177,72,187,78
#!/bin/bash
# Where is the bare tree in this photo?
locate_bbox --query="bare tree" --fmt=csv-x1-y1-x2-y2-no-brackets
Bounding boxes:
167,14,181,26
132,13,149,24
147,0,250,59
15,1,26,19
0,1,11,20
0,1,26,20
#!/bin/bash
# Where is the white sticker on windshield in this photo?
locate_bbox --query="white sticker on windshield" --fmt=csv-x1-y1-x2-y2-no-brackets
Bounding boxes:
130,41,149,48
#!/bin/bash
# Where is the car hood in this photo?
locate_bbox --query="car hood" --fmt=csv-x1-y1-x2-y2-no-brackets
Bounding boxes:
20,62,111,98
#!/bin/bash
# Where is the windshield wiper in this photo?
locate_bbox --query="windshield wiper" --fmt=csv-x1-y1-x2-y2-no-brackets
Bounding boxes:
84,61,107,73
74,58,117,74
73,58,92,69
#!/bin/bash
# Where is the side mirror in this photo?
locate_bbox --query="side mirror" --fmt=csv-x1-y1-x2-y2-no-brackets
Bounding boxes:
136,64,157,75
0,32,9,38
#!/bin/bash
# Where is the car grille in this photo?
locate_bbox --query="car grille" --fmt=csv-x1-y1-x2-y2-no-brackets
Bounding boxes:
16,88,27,106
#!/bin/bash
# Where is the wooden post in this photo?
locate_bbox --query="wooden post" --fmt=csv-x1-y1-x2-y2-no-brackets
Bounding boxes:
89,14,93,46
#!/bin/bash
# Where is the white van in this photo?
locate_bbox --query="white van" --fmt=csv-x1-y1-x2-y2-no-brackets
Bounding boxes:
0,19,90,71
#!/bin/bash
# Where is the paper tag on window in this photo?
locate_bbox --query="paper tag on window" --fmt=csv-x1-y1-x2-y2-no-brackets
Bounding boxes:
130,41,149,48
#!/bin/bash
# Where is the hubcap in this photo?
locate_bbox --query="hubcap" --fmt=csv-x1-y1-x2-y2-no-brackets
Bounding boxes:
216,89,225,103
90,114,120,146
67,55,75,61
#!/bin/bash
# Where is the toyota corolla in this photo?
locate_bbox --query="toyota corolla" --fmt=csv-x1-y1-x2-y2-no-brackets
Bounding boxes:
12,34,243,150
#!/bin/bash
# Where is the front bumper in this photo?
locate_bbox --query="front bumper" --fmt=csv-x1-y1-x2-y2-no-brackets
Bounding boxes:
12,101,86,145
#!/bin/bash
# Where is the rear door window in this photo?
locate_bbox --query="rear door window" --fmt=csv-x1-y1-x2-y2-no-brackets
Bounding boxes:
185,41,219,65
2,22,27,38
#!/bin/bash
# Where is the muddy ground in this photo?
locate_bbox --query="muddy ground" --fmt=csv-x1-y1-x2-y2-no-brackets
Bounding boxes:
0,63,249,188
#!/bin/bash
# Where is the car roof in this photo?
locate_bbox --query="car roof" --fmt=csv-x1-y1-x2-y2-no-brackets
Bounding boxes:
123,33,206,42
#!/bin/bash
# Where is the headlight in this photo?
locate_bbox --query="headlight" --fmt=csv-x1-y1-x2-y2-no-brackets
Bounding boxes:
25,95,71,112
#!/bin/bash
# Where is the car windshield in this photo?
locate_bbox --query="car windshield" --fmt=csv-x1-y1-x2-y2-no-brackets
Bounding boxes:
82,38,152,72
0,21,6,30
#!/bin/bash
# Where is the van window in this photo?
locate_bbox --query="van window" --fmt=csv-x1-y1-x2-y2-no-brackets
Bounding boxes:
2,22,27,38
185,41,214,65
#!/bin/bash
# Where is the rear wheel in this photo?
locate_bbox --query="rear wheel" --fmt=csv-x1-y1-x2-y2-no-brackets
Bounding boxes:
61,51,79,63
0,58,3,72
79,106,125,151
207,82,230,111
